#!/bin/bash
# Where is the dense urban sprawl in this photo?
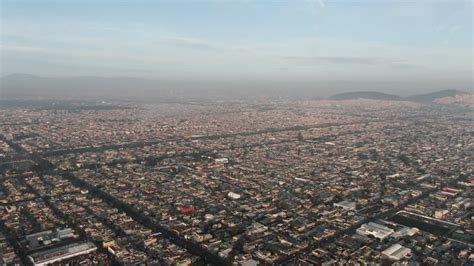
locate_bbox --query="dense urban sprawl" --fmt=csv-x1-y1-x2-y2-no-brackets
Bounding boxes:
0,99,472,265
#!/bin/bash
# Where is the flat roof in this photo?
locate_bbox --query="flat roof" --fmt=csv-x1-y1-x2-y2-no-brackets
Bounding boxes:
28,241,97,266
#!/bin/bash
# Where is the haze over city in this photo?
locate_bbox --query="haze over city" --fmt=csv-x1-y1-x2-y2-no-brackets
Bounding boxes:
1,0,472,96
0,1,472,266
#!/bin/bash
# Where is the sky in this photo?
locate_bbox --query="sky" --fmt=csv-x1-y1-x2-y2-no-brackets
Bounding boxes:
0,0,472,93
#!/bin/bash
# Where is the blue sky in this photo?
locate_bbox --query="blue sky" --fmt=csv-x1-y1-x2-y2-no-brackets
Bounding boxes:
1,0,472,91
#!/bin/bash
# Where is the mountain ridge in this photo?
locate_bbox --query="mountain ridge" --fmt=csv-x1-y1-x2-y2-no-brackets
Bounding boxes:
0,73,471,102
328,91,403,101
329,89,470,103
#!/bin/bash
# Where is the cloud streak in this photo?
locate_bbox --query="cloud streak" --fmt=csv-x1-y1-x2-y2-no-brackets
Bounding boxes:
158,37,218,51
281,56,423,70
281,56,377,65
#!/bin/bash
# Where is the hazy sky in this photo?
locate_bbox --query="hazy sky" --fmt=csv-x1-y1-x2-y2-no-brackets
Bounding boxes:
1,0,472,91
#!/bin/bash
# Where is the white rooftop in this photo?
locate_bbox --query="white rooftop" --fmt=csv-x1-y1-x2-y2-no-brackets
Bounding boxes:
382,243,411,261
356,222,394,240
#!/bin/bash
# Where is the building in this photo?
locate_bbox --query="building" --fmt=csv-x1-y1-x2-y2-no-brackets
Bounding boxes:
333,200,357,211
382,244,412,261
228,192,241,200
356,222,394,240
391,227,419,238
28,242,97,266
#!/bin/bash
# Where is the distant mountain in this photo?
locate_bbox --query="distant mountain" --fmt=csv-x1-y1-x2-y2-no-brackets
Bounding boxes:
1,74,471,103
0,74,170,101
405,89,469,103
329,89,470,103
0,73,330,101
328,91,403,101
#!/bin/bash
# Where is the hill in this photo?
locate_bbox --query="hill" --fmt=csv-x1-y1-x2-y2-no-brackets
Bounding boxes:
1,74,470,103
328,91,403,101
405,89,469,103
329,89,470,103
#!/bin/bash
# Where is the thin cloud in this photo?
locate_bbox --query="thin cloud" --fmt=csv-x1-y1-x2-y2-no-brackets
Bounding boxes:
282,56,377,65
158,37,218,51
388,62,423,70
282,56,423,70
305,0,326,9
318,0,326,8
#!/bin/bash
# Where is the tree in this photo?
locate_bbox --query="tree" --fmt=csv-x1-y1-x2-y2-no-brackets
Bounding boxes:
297,132,304,142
